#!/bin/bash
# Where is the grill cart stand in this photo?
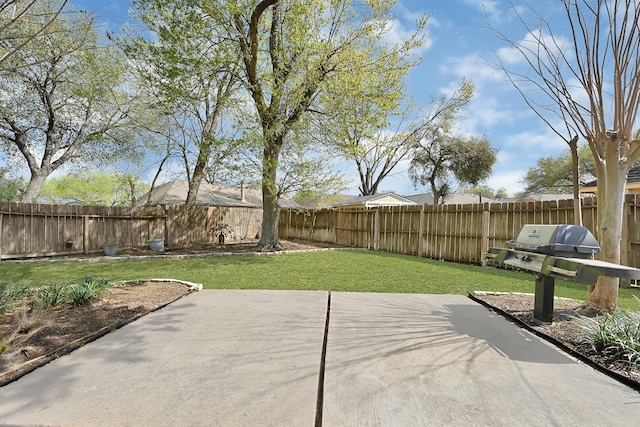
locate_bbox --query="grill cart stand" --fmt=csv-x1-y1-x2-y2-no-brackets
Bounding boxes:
486,224,640,324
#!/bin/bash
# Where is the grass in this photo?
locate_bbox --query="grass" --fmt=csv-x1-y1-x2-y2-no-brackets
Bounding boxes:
1,250,640,310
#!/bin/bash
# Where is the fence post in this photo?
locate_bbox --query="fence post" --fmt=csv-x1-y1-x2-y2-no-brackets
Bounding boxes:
0,213,3,259
418,205,425,258
165,205,172,246
83,215,90,254
481,206,490,266
621,196,631,287
374,209,380,251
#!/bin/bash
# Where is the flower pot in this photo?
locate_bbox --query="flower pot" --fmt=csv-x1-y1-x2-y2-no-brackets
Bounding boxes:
103,243,119,256
148,238,164,252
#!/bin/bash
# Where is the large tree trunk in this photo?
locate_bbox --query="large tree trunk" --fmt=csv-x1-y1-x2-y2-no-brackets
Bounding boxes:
588,162,629,311
185,105,222,205
258,139,282,249
20,170,50,203
185,145,211,205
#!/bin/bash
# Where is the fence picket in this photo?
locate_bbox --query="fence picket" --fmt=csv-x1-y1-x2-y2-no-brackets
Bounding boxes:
279,195,640,268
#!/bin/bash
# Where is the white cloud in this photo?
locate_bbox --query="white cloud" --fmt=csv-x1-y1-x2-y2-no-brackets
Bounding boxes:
382,18,433,54
487,169,526,196
439,53,506,84
502,129,567,157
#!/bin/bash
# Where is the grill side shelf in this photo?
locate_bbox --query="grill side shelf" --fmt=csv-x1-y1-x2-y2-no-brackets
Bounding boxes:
552,257,640,284
487,248,640,284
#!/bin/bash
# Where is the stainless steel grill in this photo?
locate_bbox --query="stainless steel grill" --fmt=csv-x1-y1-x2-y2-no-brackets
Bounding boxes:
486,224,640,323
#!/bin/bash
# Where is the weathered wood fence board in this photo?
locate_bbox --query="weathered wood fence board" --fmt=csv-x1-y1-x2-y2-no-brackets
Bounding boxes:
279,195,640,268
5,195,640,267
0,202,262,260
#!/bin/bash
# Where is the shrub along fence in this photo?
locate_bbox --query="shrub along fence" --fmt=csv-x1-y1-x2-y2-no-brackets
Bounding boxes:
0,202,262,260
279,194,640,269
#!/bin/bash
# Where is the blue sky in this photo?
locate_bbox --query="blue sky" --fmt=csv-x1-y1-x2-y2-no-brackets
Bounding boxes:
74,0,570,197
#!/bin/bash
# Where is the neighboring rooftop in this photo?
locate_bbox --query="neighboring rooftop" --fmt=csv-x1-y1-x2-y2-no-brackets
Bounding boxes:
139,181,300,209
581,164,640,194
336,193,418,208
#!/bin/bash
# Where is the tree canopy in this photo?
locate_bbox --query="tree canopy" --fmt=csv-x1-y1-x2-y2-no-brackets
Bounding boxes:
518,145,596,196
492,0,640,310
209,0,427,248
0,166,23,201
409,132,497,204
0,0,143,203
124,0,243,205
39,170,149,206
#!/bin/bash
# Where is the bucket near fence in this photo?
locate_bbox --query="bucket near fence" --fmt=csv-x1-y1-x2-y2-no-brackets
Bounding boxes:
148,238,164,251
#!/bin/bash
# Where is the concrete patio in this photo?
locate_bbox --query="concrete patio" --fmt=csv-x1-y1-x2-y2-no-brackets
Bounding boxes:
1,290,638,426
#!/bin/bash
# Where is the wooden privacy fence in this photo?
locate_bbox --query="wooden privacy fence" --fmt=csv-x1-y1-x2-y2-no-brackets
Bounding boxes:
279,195,640,268
0,202,262,260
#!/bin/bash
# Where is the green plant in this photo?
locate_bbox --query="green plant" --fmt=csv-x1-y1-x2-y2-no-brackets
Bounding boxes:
66,278,109,307
577,309,640,367
0,282,29,314
32,282,68,310
0,337,9,354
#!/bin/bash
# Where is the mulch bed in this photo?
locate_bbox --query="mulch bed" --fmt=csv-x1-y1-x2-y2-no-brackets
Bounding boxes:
471,291,640,392
0,239,345,386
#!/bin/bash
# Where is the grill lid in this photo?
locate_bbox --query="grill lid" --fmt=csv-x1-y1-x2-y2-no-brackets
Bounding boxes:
506,224,600,258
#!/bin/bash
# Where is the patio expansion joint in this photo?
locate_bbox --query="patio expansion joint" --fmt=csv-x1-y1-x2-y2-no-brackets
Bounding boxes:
315,291,331,427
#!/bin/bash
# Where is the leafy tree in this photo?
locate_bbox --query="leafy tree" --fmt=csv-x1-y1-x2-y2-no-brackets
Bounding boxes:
124,0,242,205
492,0,640,310
322,78,473,197
0,1,143,203
409,134,497,204
39,170,149,206
494,188,509,199
217,123,349,203
0,0,68,71
519,145,596,196
409,129,497,204
210,0,426,249
317,34,425,196
0,166,23,201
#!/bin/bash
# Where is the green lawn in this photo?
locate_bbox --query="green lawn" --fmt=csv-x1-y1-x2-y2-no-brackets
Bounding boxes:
2,250,640,310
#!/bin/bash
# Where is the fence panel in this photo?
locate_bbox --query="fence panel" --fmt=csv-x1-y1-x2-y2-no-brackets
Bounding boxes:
278,196,640,268
378,205,422,255
0,202,262,260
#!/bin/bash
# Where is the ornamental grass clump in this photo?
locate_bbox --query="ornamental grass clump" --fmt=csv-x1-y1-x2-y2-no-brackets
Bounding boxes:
0,282,29,314
578,308,640,367
66,278,109,307
30,278,109,310
31,282,68,310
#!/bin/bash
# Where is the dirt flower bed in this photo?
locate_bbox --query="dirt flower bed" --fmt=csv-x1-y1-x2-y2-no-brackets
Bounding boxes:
0,280,194,386
0,240,344,386
472,292,640,390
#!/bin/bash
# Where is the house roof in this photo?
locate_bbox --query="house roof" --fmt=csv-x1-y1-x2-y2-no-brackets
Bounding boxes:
581,164,640,193
336,192,418,207
441,193,496,205
522,193,574,202
297,194,355,209
404,193,435,205
140,181,300,208
404,192,498,205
